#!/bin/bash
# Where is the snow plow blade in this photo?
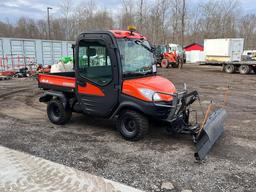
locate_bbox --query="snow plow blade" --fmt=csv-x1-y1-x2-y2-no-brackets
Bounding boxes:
194,109,227,161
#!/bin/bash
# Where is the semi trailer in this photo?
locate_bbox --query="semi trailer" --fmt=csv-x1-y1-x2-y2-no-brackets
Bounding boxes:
202,38,256,74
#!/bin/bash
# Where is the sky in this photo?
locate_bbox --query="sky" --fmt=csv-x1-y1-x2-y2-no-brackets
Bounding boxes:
0,0,255,23
0,0,122,23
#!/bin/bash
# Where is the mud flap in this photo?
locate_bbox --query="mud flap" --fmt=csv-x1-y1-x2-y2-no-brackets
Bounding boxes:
194,109,227,160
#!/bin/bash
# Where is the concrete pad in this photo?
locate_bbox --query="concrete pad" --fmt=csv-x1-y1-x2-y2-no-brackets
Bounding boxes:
0,146,143,192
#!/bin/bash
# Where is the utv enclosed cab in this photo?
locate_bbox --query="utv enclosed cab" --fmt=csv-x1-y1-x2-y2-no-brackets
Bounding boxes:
38,28,227,160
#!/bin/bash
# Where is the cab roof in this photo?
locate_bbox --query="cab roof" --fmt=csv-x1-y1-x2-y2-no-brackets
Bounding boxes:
110,30,147,40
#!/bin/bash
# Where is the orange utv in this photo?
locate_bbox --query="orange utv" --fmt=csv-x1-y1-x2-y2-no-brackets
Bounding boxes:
155,45,180,68
38,27,227,160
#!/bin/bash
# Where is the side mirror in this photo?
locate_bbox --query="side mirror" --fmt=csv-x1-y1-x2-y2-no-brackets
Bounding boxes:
87,48,97,57
148,43,155,53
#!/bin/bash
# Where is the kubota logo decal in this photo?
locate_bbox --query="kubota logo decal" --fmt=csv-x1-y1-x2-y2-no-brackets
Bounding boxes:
41,79,49,83
62,82,75,87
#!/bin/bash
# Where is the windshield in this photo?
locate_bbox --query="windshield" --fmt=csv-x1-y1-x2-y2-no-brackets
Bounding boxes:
170,45,183,53
117,39,154,77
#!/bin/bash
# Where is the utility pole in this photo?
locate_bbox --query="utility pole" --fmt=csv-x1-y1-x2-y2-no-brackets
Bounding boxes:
181,0,186,49
180,0,186,69
139,0,143,27
47,7,52,40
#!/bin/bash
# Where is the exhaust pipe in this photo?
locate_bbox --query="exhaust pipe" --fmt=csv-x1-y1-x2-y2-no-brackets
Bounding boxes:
194,109,227,161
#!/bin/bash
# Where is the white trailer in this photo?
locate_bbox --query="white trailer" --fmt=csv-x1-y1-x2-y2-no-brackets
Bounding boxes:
0,37,74,70
202,38,256,74
204,38,244,62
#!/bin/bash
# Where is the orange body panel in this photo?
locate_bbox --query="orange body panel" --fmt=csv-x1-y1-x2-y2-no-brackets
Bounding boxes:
122,76,176,102
78,84,105,96
38,74,76,88
38,74,105,96
163,51,177,63
110,30,147,39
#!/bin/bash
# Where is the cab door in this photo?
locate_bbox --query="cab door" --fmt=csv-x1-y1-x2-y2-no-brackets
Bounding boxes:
75,33,119,117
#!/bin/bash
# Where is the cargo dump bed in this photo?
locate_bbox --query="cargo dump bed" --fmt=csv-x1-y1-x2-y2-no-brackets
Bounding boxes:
38,72,76,92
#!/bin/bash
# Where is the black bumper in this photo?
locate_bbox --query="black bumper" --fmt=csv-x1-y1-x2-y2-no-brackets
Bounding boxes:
117,94,173,119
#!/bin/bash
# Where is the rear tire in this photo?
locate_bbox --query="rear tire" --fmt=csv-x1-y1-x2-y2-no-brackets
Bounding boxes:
117,110,149,141
224,64,235,73
47,99,72,125
239,65,251,74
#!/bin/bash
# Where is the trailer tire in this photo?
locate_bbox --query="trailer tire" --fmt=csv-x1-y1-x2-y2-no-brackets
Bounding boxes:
253,67,256,74
224,64,235,73
161,59,169,68
47,99,72,125
117,110,149,141
239,65,251,74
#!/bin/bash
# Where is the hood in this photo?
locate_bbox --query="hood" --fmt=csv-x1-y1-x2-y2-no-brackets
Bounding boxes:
122,75,176,102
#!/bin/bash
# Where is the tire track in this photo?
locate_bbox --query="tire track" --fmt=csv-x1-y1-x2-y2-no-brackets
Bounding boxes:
0,88,31,99
24,90,45,112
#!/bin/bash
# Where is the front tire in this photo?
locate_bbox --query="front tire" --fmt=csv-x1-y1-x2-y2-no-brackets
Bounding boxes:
47,99,72,125
171,62,179,68
171,58,179,68
117,110,149,141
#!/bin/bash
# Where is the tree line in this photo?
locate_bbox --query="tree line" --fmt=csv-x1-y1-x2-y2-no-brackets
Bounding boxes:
0,0,255,49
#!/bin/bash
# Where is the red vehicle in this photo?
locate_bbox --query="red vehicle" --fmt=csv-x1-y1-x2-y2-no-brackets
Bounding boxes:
36,64,51,73
161,51,178,68
38,28,227,160
155,45,179,68
0,71,16,76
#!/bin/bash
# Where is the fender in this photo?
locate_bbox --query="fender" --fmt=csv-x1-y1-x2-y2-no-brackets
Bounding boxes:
39,90,68,108
110,101,144,119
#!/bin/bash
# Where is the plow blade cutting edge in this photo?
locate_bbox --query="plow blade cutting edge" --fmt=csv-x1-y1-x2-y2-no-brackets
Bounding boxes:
194,108,227,161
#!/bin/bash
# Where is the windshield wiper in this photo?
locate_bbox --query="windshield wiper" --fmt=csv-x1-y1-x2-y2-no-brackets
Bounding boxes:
123,71,144,76
123,70,152,77
143,71,153,75
135,40,154,53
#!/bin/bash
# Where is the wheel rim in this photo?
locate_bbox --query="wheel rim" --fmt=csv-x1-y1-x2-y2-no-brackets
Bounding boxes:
161,59,168,68
240,65,248,73
121,117,137,136
227,66,232,71
226,65,234,73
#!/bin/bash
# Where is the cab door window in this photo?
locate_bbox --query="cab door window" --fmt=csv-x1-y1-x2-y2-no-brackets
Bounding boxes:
78,42,112,86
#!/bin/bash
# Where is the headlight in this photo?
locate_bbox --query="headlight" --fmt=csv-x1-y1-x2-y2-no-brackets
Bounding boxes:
139,88,161,101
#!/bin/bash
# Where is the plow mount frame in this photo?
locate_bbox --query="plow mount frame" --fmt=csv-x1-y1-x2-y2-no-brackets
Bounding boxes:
152,88,227,161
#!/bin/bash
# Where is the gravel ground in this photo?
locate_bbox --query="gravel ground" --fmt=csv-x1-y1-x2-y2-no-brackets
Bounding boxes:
0,64,255,192
0,145,142,192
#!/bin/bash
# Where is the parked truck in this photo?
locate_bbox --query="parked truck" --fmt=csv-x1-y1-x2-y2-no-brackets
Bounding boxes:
202,38,256,74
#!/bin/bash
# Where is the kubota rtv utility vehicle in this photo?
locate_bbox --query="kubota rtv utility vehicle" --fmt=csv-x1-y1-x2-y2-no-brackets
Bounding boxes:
38,27,227,160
